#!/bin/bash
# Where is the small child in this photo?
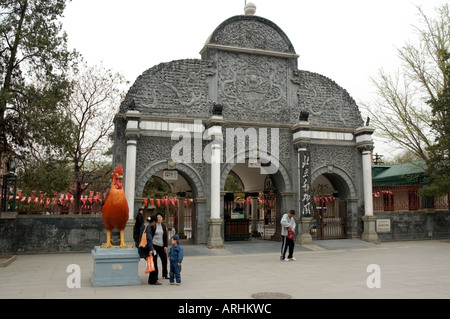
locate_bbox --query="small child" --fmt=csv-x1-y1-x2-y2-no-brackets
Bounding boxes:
168,234,184,285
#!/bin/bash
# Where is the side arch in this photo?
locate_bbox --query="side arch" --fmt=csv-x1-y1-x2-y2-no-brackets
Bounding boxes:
311,166,357,199
136,160,206,199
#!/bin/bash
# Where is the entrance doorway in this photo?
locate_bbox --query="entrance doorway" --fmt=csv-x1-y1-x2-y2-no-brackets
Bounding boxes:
142,173,195,244
311,175,347,240
223,161,282,241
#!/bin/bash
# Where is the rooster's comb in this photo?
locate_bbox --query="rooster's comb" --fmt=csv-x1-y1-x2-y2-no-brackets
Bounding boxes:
113,165,123,176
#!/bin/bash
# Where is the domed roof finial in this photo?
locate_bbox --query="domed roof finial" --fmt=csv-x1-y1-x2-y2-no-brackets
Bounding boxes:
244,2,256,16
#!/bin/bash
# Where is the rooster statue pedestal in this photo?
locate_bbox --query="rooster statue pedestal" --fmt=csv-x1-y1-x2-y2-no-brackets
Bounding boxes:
91,165,141,287
91,246,141,287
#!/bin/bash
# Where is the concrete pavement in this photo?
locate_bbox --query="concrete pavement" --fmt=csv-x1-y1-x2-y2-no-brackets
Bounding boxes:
0,239,449,299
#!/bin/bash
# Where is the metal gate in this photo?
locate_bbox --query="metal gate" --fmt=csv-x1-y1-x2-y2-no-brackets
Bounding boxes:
314,199,347,240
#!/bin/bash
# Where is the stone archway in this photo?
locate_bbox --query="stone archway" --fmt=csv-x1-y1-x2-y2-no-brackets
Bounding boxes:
311,165,357,199
136,160,206,199
135,160,206,244
220,150,293,241
311,166,358,239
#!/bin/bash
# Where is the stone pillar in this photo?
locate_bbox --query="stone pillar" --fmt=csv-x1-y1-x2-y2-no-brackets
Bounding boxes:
296,146,313,245
356,126,379,243
206,120,224,249
362,150,374,217
124,110,140,245
210,142,221,220
125,139,137,220
124,110,140,221
292,113,313,246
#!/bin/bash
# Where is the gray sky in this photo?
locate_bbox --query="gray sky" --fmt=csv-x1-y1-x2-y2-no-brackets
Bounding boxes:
62,0,447,159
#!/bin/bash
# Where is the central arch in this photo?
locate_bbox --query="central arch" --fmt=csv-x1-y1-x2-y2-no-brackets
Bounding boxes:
220,150,293,241
220,150,292,194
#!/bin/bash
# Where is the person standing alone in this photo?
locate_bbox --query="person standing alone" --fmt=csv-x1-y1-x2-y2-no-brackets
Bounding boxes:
280,210,296,261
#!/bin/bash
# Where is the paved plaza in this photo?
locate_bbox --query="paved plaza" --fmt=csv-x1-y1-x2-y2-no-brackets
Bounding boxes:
0,239,449,299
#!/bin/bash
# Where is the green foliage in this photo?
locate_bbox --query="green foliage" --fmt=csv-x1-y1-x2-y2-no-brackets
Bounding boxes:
0,0,77,159
364,4,450,162
19,158,71,195
224,173,243,192
143,176,172,199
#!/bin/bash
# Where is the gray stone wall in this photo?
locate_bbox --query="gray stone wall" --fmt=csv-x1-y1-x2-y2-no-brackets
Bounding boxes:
0,216,106,254
374,211,450,241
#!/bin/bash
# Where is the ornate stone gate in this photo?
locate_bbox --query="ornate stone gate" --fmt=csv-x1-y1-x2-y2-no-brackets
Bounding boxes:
112,4,379,247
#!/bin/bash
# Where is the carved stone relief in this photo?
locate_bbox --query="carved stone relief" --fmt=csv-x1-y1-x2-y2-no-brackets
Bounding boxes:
211,18,292,53
217,52,289,122
120,59,215,117
291,70,364,128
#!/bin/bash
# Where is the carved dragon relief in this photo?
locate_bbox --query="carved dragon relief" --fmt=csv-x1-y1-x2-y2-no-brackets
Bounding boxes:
298,82,346,125
291,71,347,126
135,61,215,112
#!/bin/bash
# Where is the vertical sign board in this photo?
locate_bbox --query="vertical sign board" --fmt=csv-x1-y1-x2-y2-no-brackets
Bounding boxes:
299,148,312,217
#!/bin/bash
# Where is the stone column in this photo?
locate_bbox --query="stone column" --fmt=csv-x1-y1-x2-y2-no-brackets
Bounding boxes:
292,116,314,246
362,150,373,217
124,110,140,245
296,146,313,245
361,149,379,243
124,110,140,221
356,126,379,243
125,139,137,221
206,120,224,249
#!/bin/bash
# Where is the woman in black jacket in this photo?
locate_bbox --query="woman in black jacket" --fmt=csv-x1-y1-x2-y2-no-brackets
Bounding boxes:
138,215,159,285
151,213,169,281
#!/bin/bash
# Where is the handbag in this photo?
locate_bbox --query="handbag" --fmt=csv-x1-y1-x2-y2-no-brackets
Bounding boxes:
287,229,295,240
145,255,155,274
139,225,148,248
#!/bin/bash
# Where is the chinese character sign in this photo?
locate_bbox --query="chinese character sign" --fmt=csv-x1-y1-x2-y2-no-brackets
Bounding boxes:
299,150,312,217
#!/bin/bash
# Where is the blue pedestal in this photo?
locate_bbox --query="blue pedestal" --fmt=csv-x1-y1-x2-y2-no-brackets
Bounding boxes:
91,246,141,287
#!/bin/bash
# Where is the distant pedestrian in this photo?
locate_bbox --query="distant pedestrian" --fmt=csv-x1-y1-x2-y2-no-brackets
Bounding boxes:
280,210,296,261
173,211,178,234
133,208,144,247
168,234,184,285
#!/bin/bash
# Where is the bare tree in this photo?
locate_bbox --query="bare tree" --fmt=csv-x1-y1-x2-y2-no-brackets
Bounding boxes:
363,4,450,161
67,59,128,211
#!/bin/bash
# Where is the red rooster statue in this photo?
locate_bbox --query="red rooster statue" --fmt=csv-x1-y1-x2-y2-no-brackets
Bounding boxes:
101,165,132,248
